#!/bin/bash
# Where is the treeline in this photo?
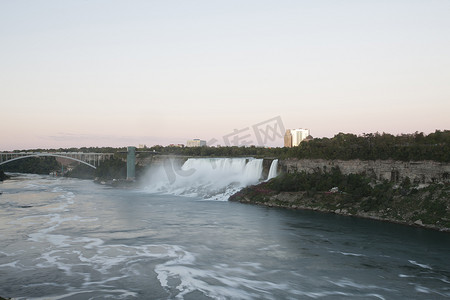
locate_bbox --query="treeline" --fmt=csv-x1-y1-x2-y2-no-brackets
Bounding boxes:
141,145,282,158
282,130,450,162
143,130,450,162
4,130,449,166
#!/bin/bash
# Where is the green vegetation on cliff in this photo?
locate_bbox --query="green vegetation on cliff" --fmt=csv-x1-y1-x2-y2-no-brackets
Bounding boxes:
268,167,372,198
230,168,450,231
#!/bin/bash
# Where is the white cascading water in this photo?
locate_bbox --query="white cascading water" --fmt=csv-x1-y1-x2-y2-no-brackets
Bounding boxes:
143,158,264,201
267,159,278,180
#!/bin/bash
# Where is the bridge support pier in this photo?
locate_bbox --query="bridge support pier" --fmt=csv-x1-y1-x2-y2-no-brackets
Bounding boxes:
126,146,136,180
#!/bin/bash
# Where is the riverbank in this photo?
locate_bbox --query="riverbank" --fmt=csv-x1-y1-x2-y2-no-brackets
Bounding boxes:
229,170,450,232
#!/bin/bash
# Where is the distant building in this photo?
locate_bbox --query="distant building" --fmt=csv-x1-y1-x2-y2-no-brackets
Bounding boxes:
284,129,311,147
186,139,207,147
284,130,293,147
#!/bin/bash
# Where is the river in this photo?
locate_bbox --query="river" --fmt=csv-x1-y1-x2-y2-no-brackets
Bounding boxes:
0,165,449,299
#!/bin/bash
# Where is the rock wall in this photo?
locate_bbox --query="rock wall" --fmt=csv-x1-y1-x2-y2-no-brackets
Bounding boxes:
280,159,450,184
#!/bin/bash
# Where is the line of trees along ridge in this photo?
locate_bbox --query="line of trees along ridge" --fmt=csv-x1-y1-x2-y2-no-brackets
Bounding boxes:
1,130,448,179
124,130,450,162
283,131,449,162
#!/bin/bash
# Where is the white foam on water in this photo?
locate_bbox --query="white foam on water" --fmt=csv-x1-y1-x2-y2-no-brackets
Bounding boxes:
143,158,264,200
26,289,138,300
290,290,358,298
408,260,432,270
329,278,395,292
60,191,75,205
362,294,386,300
28,214,84,246
19,190,303,300
415,285,431,293
0,261,21,269
36,250,74,276
155,256,293,299
413,284,450,297
30,239,199,296
0,250,16,257
51,186,64,193
329,250,366,257
69,236,104,249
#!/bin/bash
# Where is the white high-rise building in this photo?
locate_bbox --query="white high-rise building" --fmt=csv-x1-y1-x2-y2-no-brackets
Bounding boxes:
288,129,310,147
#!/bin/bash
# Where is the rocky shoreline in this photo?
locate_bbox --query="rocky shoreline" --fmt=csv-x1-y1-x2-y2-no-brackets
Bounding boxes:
229,181,450,232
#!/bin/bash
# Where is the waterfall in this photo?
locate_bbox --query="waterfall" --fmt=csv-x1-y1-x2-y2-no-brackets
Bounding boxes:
143,158,264,201
243,159,264,185
267,159,278,180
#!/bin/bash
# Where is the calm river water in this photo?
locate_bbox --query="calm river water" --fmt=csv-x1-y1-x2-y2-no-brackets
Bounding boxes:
0,174,449,299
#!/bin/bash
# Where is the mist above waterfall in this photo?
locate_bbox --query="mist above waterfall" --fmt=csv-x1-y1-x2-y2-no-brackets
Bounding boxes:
142,158,266,201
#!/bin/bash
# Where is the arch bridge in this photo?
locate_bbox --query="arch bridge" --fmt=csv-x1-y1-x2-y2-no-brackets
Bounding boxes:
0,152,114,169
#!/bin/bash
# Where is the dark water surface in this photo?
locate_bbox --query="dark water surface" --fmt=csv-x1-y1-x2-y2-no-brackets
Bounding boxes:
0,174,449,299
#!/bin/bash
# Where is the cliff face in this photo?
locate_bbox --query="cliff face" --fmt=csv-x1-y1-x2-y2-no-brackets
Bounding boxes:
280,159,450,185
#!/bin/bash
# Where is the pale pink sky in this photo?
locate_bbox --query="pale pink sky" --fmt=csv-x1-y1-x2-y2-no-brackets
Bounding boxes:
1,1,449,151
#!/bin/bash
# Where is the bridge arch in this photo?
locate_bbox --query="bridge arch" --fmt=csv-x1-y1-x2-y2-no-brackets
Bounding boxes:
0,154,97,169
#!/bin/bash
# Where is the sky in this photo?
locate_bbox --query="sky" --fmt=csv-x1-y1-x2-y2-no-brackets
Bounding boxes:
1,0,449,150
